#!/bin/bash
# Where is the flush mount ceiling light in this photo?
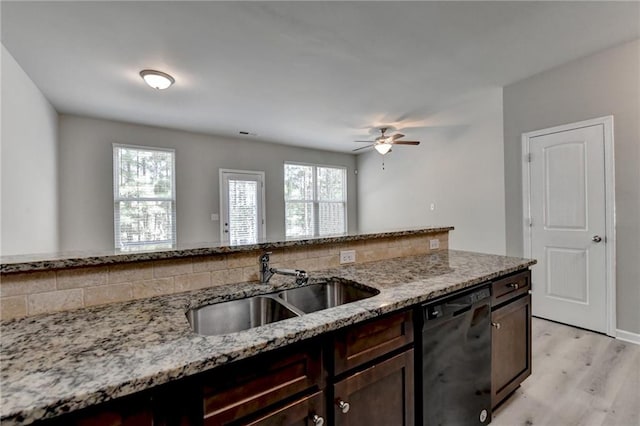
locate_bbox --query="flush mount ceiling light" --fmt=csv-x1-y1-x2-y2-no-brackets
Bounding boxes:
139,69,175,90
374,143,393,155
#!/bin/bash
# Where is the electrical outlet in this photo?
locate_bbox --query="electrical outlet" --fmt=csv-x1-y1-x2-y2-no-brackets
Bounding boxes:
210,213,219,221
429,239,440,250
339,250,356,264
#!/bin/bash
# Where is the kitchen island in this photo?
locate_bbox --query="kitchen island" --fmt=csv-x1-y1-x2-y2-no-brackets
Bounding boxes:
1,249,534,425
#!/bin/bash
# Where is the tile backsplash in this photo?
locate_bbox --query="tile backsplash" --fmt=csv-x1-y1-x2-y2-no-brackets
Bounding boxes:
0,232,448,320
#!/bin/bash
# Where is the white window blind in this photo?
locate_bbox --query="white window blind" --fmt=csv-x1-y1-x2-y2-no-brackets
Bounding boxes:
284,163,347,238
228,179,258,245
113,144,176,250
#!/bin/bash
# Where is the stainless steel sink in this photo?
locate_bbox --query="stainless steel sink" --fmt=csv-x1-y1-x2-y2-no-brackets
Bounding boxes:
186,296,299,336
277,281,379,314
187,280,379,336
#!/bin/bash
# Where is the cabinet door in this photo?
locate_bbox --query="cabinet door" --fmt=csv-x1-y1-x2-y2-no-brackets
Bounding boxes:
491,294,532,408
243,391,325,426
333,349,414,426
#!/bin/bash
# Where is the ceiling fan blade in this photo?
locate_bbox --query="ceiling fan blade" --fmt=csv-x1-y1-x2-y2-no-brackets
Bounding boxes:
352,144,374,152
391,133,405,140
392,141,420,145
354,140,375,143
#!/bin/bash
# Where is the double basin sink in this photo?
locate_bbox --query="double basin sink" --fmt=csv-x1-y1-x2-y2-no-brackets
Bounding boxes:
187,281,379,336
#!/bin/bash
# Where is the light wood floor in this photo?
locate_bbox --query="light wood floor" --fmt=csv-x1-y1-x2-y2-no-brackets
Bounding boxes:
492,318,640,426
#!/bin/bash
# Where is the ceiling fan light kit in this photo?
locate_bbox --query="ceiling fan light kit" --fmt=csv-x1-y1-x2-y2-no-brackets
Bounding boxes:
353,127,421,155
374,143,392,155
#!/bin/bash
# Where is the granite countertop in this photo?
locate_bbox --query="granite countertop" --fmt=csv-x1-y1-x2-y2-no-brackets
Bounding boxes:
0,227,453,273
0,250,535,425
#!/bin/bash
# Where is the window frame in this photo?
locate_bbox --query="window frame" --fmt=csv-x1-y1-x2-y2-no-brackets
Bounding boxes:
284,161,348,238
113,143,176,250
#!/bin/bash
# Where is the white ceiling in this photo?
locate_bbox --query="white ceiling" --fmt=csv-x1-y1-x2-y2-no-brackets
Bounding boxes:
2,1,639,153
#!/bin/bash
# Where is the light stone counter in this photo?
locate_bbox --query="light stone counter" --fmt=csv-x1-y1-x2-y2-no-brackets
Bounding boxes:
0,227,453,274
0,250,535,425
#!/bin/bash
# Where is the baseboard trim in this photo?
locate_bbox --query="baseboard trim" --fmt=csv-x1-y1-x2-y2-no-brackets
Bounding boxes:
616,329,640,345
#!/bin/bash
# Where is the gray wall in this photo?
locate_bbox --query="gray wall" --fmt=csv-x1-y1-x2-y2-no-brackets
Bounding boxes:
357,88,506,255
1,45,59,256
58,115,358,251
504,39,640,334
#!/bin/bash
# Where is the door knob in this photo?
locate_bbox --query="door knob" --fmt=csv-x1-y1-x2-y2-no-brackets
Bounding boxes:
336,399,350,413
310,414,324,426
491,322,501,329
592,235,603,243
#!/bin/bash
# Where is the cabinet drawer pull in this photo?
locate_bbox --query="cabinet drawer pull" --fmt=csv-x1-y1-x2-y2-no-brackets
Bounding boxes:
507,283,519,289
311,414,325,425
336,399,350,413
491,322,501,329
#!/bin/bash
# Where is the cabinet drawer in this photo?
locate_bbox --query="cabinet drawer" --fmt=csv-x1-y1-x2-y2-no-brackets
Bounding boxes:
333,310,413,375
492,270,530,307
202,342,323,425
243,391,325,426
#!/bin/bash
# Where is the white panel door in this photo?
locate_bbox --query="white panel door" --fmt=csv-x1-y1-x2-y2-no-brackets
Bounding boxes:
220,170,265,245
529,124,607,333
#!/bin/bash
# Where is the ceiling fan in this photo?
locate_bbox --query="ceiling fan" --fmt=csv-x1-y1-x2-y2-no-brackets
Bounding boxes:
353,128,420,155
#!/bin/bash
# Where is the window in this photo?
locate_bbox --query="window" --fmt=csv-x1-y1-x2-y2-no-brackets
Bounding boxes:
284,163,347,238
113,144,175,250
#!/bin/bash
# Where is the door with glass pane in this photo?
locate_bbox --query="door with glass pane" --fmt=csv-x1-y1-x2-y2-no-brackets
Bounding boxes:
220,170,265,245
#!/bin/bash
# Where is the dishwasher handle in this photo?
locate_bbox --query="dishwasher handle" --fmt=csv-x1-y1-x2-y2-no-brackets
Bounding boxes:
424,302,474,322
422,286,491,324
452,304,472,317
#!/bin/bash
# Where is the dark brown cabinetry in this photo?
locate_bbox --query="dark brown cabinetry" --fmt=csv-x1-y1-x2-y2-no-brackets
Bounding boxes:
39,394,155,426
212,310,415,426
333,310,413,375
38,308,415,426
491,270,532,408
331,310,414,426
243,391,325,426
201,341,324,425
73,410,153,426
35,269,533,426
333,350,414,426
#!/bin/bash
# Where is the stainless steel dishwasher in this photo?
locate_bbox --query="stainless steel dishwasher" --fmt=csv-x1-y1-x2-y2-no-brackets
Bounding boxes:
419,285,492,426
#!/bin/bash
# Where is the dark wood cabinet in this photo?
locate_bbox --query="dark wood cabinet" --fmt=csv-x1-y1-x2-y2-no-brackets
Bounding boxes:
329,310,414,426
333,349,414,426
243,391,325,426
491,270,532,408
333,310,414,375
34,270,535,426
39,395,155,426
198,309,415,426
491,269,530,306
201,341,324,425
73,408,154,426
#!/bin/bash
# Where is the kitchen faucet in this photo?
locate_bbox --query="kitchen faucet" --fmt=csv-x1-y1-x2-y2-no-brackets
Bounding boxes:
260,252,309,285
